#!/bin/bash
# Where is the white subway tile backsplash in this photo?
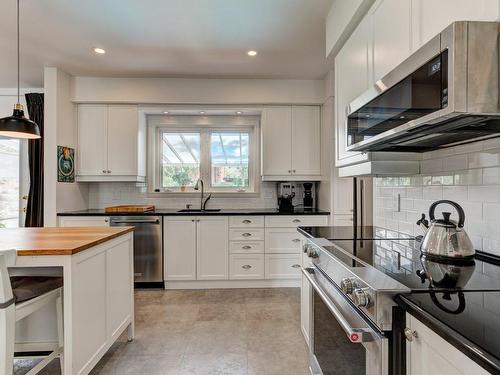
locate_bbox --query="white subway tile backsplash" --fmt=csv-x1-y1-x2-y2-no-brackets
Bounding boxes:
374,139,500,257
483,167,500,185
468,148,500,169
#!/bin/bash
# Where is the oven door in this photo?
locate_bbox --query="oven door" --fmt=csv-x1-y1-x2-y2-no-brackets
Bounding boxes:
302,267,389,375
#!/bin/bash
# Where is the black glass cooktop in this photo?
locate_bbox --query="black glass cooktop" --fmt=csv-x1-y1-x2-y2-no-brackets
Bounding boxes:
323,238,500,292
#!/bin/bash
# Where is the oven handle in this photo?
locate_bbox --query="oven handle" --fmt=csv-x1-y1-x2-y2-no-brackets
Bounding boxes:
302,267,376,343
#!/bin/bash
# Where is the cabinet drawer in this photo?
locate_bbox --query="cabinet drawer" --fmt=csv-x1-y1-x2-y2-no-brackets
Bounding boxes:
265,228,302,253
229,229,265,241
230,241,264,254
229,216,264,228
230,254,265,280
265,215,328,228
265,254,301,279
58,216,110,227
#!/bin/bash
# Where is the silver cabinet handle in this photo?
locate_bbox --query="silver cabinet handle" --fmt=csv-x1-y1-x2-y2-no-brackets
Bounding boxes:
242,265,252,269
291,264,301,268
242,233,252,237
301,267,376,343
242,245,252,250
102,170,107,174
107,170,111,174
292,238,300,243
404,328,417,342
292,219,301,223
112,219,160,224
104,218,109,223
242,220,252,224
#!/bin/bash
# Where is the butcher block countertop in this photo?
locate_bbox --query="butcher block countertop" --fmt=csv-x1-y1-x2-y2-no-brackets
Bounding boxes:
0,227,134,256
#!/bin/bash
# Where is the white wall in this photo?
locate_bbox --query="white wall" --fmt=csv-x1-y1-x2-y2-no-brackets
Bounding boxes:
70,77,324,105
44,67,89,225
374,138,500,257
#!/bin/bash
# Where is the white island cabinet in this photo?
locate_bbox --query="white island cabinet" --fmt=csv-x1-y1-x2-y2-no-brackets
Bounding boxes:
4,227,134,375
405,313,490,375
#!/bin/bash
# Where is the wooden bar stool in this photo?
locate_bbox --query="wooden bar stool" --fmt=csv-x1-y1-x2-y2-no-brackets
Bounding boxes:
0,250,64,375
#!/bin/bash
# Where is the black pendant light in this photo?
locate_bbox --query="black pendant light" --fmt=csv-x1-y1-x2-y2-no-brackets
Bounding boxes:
0,0,40,139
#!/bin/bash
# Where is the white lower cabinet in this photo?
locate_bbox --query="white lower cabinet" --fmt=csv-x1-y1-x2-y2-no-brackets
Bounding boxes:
58,216,110,227
164,217,197,281
265,228,302,254
406,313,489,375
229,254,265,280
265,254,302,279
197,216,229,280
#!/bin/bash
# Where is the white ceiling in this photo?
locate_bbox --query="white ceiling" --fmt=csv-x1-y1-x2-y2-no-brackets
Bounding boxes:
0,0,333,87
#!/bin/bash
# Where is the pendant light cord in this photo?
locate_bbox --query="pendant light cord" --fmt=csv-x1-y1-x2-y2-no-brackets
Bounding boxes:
17,0,21,104
17,0,20,104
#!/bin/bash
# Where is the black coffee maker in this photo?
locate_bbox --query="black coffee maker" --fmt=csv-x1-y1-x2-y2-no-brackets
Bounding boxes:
278,183,295,212
303,183,314,210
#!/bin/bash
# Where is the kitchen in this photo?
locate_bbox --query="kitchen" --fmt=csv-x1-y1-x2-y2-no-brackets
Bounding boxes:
0,0,499,374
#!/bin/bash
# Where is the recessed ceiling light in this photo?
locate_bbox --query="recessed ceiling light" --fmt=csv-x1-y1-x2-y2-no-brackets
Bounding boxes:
247,50,258,57
199,111,206,114
236,111,243,115
163,111,169,114
92,47,106,55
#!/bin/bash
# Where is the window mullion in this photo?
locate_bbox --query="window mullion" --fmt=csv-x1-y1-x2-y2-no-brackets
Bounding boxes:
200,129,210,188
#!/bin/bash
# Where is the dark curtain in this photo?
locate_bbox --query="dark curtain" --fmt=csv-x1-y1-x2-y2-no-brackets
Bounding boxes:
24,93,44,227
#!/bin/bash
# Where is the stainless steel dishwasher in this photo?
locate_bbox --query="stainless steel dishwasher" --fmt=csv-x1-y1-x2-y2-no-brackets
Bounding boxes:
110,216,163,283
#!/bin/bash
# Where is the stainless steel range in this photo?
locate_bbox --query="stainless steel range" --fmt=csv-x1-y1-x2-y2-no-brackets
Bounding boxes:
303,237,409,375
302,229,500,375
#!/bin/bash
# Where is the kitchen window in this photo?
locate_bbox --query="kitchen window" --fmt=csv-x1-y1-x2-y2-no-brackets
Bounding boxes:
149,115,259,194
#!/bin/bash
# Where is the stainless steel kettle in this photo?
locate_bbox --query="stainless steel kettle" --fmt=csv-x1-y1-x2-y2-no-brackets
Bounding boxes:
418,200,475,259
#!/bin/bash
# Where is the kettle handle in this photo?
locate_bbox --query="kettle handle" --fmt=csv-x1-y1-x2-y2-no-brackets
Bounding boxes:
429,200,465,227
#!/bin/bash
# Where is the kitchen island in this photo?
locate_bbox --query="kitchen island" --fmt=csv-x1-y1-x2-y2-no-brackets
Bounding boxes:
1,227,134,375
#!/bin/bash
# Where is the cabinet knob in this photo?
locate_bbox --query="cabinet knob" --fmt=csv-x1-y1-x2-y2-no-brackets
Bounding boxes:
292,219,301,223
102,170,107,174
242,220,252,224
292,238,300,243
404,328,418,342
242,232,252,237
104,218,109,223
242,245,252,250
291,264,301,268
107,170,111,174
242,264,252,269
288,170,291,173
292,170,296,173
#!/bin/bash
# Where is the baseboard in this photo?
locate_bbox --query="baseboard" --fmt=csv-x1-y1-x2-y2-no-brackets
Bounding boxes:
164,279,301,289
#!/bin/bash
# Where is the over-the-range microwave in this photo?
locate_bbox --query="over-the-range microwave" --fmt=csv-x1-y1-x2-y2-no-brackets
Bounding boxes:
346,21,500,153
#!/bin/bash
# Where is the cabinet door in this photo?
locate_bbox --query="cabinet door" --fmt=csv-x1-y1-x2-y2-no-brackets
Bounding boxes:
291,106,321,176
164,217,197,281
77,105,108,176
265,254,301,279
261,107,292,176
265,228,303,254
411,0,500,50
197,216,229,280
406,314,489,375
335,16,371,166
332,167,354,215
107,106,138,176
372,0,412,81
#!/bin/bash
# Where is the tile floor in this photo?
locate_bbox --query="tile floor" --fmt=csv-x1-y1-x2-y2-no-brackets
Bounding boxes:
14,288,309,375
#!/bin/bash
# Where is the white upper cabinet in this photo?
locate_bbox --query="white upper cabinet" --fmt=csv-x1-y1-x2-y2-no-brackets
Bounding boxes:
292,106,321,176
77,105,108,176
262,106,321,180
77,104,145,182
372,0,412,81
335,16,372,167
411,0,500,51
261,106,292,176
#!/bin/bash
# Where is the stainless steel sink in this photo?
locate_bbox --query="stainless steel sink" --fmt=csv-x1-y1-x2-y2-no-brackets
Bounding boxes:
177,208,222,213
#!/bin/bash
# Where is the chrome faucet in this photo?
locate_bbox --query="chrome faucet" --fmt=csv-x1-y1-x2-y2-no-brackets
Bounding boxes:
194,178,211,211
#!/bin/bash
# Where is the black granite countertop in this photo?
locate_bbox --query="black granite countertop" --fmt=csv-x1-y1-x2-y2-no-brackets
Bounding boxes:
396,292,500,374
57,208,330,216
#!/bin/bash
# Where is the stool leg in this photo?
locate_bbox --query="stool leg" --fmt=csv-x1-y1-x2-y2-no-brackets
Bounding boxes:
0,304,15,375
56,292,64,375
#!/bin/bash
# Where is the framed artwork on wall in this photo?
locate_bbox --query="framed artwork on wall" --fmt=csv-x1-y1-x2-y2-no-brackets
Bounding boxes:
57,146,75,183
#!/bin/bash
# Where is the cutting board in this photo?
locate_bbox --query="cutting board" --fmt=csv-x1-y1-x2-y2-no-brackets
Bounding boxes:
104,205,155,213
